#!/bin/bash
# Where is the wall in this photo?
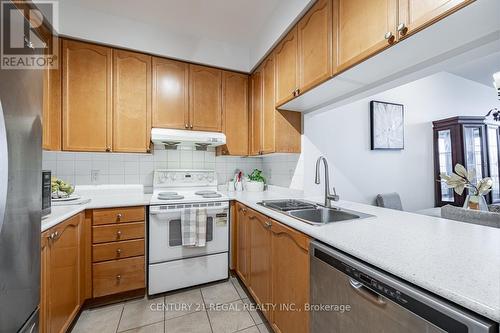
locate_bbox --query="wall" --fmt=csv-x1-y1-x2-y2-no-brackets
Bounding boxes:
262,154,303,188
301,72,500,211
43,147,262,192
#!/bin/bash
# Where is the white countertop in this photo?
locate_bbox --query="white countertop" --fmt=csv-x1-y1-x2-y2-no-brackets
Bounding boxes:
227,189,500,323
41,185,500,322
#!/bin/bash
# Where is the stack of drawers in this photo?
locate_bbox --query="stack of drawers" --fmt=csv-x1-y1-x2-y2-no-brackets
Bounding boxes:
91,206,146,298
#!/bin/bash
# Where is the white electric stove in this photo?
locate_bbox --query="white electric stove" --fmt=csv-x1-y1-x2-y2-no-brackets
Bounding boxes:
148,169,229,295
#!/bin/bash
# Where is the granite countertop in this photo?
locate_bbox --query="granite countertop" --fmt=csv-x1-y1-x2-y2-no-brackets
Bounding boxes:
227,189,500,323
41,185,500,322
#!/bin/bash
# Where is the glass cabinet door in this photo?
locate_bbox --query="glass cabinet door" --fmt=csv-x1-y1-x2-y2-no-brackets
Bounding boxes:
463,126,484,185
437,130,454,203
488,126,500,202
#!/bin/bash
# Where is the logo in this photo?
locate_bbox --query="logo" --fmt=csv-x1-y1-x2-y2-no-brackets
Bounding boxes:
1,0,58,69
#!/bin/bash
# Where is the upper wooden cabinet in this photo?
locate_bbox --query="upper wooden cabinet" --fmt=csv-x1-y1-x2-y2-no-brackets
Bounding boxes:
249,68,263,156
113,50,151,153
334,0,397,72
62,39,112,152
298,0,333,93
275,26,299,107
261,55,276,154
189,65,222,132
398,0,472,38
218,71,249,156
42,36,61,151
152,57,189,130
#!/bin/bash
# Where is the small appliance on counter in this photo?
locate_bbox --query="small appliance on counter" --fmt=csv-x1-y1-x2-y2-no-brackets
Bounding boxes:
42,170,51,217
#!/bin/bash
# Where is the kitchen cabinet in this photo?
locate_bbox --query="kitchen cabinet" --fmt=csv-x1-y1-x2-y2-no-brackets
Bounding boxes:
91,206,145,298
112,49,151,153
247,208,272,320
334,0,398,72
235,203,250,285
262,54,276,154
275,26,299,107
189,64,223,132
249,68,263,156
298,0,333,93
398,0,473,39
250,55,302,156
62,39,112,152
42,35,61,151
40,212,84,333
270,220,310,333
218,71,249,156
234,204,311,330
152,57,189,130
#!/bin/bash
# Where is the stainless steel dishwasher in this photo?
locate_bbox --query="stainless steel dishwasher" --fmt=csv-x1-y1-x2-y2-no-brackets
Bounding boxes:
310,241,498,333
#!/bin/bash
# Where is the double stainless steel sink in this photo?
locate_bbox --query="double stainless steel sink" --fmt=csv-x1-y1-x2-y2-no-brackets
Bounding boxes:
258,199,373,226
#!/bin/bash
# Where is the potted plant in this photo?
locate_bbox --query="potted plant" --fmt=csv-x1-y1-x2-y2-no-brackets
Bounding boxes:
440,163,492,210
245,169,266,192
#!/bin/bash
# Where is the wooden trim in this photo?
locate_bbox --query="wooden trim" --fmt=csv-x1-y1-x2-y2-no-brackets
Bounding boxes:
270,220,309,252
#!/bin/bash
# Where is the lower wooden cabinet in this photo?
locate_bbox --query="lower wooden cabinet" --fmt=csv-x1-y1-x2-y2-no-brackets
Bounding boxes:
235,204,311,332
40,206,145,332
40,212,85,333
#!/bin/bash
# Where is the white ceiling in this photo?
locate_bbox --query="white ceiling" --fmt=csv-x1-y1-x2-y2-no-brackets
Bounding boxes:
57,0,313,72
448,51,500,87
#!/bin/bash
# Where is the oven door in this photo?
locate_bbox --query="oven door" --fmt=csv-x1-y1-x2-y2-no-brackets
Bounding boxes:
149,201,229,263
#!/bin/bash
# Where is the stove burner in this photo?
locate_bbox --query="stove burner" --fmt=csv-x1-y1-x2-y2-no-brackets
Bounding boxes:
195,190,217,196
202,193,222,198
157,192,184,200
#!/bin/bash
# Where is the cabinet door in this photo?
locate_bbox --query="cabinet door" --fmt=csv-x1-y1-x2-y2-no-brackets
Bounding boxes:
248,209,272,320
113,50,151,153
152,57,189,130
262,55,275,154
249,69,263,156
275,26,298,107
235,204,250,285
220,71,249,156
62,40,112,151
334,0,397,72
398,0,472,38
46,213,83,333
42,36,61,151
298,0,333,93
189,65,222,132
40,231,49,333
271,220,310,333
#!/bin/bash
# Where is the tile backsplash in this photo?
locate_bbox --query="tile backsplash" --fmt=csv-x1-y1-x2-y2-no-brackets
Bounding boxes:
43,147,263,192
262,154,302,188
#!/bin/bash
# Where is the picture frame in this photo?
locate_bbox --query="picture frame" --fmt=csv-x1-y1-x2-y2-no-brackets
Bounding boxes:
370,100,405,150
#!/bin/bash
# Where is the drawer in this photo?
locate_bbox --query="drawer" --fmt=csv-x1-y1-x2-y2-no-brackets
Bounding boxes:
92,222,144,244
93,239,145,263
92,206,145,226
93,256,145,298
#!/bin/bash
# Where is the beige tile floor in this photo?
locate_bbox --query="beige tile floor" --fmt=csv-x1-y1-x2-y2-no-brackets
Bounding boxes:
71,276,272,333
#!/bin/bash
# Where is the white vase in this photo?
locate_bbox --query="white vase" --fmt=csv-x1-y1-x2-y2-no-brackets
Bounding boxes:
245,181,264,192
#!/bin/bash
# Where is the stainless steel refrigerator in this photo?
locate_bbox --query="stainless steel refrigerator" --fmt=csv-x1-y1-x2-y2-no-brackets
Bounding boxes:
0,57,43,331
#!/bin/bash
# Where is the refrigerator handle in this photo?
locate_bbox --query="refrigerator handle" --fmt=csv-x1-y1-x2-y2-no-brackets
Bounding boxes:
0,99,7,234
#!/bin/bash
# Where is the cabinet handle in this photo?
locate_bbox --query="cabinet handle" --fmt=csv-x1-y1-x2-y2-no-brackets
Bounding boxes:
116,275,121,282
265,221,272,228
185,124,189,129
116,213,122,220
116,230,122,238
397,23,408,36
116,248,122,256
384,31,395,44
190,125,193,129
296,88,300,96
106,147,111,152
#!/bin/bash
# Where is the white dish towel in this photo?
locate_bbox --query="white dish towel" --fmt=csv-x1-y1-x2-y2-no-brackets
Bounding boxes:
181,208,207,247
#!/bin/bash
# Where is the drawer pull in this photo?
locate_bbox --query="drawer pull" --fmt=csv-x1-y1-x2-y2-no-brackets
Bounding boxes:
117,213,122,220
116,274,121,282
116,230,122,239
116,248,122,256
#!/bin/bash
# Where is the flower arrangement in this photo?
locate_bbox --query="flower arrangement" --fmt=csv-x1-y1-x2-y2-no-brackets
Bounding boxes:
440,163,492,210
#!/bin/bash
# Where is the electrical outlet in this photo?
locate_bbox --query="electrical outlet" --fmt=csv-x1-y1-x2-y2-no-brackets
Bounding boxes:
91,170,100,184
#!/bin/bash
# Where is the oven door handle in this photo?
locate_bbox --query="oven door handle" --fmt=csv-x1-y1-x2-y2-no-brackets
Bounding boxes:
150,207,226,215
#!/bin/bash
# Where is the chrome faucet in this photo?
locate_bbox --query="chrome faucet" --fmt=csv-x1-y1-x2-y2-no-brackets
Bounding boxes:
315,156,339,208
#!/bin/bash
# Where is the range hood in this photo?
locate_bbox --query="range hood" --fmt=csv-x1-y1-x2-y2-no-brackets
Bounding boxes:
151,128,226,149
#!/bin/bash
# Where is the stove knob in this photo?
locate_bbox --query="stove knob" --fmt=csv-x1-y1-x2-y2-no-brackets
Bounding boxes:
207,175,214,183
197,174,204,180
170,174,177,181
